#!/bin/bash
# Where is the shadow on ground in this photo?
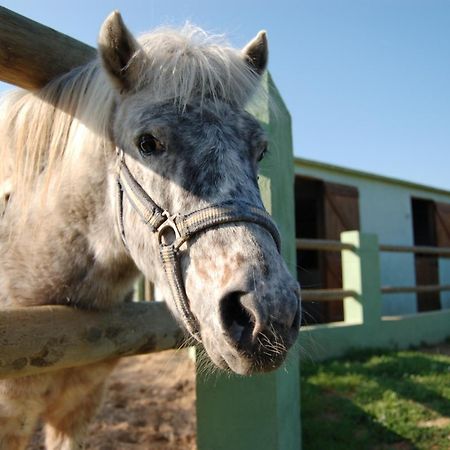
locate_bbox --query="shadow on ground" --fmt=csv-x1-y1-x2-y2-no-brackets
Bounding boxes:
301,346,450,450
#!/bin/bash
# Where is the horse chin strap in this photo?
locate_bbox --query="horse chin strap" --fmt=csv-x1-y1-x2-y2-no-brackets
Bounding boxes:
115,149,281,343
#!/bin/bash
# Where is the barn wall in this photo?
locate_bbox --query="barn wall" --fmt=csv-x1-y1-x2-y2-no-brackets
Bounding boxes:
295,158,450,315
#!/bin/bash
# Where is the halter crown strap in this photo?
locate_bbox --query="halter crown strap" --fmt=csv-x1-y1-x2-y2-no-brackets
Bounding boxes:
116,156,281,342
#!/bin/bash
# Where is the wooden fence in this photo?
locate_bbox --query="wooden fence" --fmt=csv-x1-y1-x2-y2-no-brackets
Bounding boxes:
0,7,301,450
298,237,450,300
298,232,450,360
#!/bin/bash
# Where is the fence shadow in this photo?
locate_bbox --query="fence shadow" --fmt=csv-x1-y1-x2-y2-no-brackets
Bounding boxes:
301,381,418,450
300,348,450,450
327,350,450,418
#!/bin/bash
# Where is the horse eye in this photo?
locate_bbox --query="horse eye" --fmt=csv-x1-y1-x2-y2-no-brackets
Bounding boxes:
137,134,164,155
257,142,268,162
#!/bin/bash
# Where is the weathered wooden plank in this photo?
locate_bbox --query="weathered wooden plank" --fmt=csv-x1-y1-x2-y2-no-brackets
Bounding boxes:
296,238,356,252
381,284,450,294
379,243,450,257
301,288,358,301
0,6,96,89
298,239,450,257
0,302,185,379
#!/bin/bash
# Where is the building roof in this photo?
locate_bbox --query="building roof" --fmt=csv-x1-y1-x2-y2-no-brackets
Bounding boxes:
294,157,450,197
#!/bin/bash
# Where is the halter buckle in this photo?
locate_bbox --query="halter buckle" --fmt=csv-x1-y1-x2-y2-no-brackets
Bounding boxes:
157,211,182,246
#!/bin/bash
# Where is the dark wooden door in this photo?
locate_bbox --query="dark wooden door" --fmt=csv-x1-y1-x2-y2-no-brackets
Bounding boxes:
435,202,450,247
322,182,360,322
412,198,441,311
295,177,325,324
415,255,440,311
421,201,450,312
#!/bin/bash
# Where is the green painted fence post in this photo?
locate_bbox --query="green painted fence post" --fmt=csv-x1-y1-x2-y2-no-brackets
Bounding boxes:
195,73,301,450
341,231,382,331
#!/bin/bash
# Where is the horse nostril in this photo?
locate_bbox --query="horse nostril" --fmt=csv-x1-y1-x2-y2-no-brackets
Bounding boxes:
220,291,257,349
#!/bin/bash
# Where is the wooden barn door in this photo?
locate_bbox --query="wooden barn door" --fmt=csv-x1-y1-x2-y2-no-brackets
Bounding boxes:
431,201,450,310
295,176,360,323
322,182,360,322
412,198,440,311
295,177,325,324
435,202,450,247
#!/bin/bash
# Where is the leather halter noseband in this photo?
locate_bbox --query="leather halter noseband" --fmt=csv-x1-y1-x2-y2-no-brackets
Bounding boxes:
115,149,281,342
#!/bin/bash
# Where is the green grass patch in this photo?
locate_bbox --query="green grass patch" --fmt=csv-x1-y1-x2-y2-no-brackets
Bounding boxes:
301,346,450,450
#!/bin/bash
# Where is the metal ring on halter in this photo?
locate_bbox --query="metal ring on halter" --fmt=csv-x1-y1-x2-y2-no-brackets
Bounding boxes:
157,211,182,247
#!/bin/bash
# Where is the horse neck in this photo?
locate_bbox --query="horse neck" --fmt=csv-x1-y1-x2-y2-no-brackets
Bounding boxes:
2,144,139,309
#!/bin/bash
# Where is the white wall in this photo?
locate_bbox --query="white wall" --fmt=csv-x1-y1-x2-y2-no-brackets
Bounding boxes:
296,160,450,315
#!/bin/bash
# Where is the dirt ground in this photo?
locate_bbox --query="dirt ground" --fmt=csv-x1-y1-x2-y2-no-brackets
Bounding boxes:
29,349,197,450
27,341,450,449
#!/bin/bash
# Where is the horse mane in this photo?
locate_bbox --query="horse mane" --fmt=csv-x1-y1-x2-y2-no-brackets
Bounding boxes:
0,62,113,210
0,24,264,211
133,24,262,107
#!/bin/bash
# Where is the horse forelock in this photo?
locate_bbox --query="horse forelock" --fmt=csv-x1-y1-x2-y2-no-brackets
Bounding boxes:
133,24,265,109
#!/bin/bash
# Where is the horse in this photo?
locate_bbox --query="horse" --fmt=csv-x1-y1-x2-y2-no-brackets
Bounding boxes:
0,11,300,449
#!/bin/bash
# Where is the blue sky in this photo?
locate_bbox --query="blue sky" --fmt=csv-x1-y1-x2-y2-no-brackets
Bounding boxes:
2,1,450,189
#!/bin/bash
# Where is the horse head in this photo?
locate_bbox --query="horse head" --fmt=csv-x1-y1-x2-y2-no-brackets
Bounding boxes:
99,12,300,375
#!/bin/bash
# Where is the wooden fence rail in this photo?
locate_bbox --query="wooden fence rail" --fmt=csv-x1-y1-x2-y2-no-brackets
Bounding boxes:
0,6,95,89
302,285,450,301
379,244,450,256
300,231,450,362
295,238,355,252
297,236,450,301
301,288,358,301
381,284,450,294
297,237,450,257
0,302,185,379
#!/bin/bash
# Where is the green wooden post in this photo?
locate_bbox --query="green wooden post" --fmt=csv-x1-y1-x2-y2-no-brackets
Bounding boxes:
196,74,301,450
341,231,382,329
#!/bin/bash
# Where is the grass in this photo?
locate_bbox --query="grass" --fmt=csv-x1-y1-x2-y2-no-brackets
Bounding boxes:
300,343,450,450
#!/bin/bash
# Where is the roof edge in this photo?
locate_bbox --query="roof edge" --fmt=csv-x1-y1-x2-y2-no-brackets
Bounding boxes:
294,157,450,197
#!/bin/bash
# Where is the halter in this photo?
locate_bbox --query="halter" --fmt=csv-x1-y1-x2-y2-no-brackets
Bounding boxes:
115,149,281,342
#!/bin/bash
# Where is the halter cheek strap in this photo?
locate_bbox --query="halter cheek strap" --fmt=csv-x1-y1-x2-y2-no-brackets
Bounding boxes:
116,150,281,342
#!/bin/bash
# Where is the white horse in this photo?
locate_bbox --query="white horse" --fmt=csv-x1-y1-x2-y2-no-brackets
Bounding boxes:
0,12,300,449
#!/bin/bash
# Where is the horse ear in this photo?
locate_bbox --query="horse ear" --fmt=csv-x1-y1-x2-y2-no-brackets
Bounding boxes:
98,11,140,92
242,31,268,75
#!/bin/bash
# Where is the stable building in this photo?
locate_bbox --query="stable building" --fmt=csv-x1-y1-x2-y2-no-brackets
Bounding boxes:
294,157,450,324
